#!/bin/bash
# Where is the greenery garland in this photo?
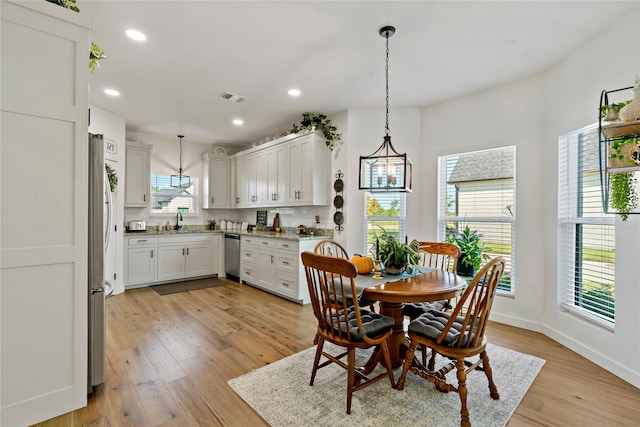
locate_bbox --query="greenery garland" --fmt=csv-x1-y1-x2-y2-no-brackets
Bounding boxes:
290,113,342,151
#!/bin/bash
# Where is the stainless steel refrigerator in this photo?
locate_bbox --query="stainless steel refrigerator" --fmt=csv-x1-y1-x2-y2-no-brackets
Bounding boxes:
88,133,111,392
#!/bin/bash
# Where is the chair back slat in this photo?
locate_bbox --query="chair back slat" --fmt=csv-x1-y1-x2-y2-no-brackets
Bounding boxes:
416,242,460,273
435,257,505,349
302,252,362,344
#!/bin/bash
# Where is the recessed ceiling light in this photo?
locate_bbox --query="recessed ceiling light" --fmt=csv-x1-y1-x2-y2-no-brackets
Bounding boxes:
104,89,120,97
288,89,301,96
126,29,146,41
232,119,244,126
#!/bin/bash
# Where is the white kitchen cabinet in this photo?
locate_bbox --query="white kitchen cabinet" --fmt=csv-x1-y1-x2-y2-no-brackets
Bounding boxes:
125,142,152,207
125,233,219,288
127,246,157,285
202,153,230,209
235,152,264,207
156,235,212,282
240,235,318,303
286,132,330,205
264,144,286,205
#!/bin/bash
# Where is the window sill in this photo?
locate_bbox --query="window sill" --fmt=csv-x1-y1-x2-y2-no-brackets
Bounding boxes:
561,303,615,332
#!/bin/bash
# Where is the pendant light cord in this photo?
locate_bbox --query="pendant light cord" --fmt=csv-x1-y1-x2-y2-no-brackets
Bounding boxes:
385,33,390,137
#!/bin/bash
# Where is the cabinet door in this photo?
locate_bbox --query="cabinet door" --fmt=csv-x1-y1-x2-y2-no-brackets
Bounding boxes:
124,145,150,207
203,155,230,208
127,247,156,285
235,156,250,206
185,243,211,277
247,151,264,205
156,245,185,281
264,145,286,205
286,137,313,204
256,250,276,290
210,234,221,275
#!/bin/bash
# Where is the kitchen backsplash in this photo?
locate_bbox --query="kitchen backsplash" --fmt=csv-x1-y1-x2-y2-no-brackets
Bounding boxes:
123,205,333,231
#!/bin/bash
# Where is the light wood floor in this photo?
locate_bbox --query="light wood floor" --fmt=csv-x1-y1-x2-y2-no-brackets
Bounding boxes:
34,278,640,427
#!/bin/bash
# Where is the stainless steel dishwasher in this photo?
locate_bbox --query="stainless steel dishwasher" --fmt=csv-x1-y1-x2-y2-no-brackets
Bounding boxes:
224,233,241,282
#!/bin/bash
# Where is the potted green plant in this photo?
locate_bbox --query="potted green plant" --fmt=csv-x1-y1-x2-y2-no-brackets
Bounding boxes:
448,225,490,276
375,227,420,275
206,218,217,230
610,172,638,221
290,112,342,151
105,164,117,192
89,42,107,73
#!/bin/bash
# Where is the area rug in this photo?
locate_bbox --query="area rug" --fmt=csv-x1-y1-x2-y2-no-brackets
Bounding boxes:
150,277,228,295
228,342,544,427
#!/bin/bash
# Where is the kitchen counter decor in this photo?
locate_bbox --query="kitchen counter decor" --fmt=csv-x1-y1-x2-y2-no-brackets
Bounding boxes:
333,170,344,234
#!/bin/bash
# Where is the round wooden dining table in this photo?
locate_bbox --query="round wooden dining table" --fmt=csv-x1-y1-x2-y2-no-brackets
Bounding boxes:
359,269,465,370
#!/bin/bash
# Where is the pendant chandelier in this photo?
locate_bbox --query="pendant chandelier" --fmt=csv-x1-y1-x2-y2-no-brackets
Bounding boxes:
171,134,192,188
359,25,413,193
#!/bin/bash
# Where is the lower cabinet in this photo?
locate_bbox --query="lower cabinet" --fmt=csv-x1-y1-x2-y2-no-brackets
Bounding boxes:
125,233,220,288
240,235,318,304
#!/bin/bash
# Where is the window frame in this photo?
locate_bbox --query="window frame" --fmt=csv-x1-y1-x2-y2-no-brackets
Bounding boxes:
557,123,616,329
363,192,407,256
149,173,199,217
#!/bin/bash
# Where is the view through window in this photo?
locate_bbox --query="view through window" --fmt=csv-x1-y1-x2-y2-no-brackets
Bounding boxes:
437,146,516,292
364,192,406,256
150,173,199,215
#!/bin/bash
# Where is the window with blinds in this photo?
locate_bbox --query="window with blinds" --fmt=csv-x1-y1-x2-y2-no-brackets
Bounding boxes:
364,192,407,255
558,124,615,326
150,174,199,215
437,146,516,292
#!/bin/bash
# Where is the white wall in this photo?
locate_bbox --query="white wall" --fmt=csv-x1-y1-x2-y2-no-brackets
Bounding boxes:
89,105,126,295
415,8,639,387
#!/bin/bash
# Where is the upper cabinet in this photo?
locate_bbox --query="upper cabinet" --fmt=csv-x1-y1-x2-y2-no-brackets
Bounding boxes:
202,153,230,209
286,132,330,205
125,142,152,207
231,131,330,208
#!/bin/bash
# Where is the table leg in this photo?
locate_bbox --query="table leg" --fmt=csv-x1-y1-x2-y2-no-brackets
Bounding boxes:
362,301,408,373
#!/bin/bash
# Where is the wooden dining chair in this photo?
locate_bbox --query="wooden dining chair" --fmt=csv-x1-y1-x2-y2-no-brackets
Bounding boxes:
396,257,506,427
301,251,395,414
404,241,461,318
314,239,376,311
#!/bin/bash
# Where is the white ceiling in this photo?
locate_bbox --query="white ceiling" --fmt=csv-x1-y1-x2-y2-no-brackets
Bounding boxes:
85,1,637,147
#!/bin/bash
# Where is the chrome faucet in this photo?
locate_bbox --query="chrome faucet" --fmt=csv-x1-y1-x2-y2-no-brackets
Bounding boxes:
174,212,183,230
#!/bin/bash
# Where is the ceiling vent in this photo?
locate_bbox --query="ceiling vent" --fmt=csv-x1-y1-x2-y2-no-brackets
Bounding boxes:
219,91,246,103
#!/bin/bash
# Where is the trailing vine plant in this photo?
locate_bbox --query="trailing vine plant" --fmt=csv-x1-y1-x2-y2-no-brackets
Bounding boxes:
290,112,342,151
105,164,117,192
609,172,638,221
45,1,107,72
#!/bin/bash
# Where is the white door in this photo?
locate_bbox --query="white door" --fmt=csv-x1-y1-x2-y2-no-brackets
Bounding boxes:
1,2,90,425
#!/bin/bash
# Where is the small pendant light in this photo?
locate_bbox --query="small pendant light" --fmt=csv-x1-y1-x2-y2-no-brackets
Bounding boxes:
359,25,413,193
171,134,192,188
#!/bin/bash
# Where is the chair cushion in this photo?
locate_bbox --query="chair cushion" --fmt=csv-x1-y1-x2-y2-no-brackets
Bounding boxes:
408,309,477,347
403,300,450,319
329,308,394,341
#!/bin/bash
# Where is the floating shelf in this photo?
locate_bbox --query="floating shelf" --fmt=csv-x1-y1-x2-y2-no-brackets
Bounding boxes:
601,120,640,139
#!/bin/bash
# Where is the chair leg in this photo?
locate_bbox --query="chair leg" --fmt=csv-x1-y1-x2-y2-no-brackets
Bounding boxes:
310,336,325,386
455,358,471,427
480,350,500,400
396,340,418,391
379,341,395,388
346,348,356,414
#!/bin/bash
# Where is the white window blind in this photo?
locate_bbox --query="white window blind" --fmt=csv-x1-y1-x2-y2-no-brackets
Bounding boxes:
150,174,199,215
437,146,516,292
364,192,406,255
558,124,615,325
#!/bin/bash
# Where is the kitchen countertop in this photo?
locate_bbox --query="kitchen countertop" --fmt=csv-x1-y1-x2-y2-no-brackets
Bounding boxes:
124,226,331,241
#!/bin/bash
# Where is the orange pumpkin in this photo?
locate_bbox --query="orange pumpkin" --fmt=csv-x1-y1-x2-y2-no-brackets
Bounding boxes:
350,255,374,275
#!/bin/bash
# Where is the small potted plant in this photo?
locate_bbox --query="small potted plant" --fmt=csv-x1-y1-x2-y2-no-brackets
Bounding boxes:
448,225,490,276
207,218,217,230
290,112,342,151
375,226,420,275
